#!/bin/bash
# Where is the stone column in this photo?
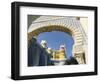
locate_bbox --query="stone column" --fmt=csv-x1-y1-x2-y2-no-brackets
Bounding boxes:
73,45,86,64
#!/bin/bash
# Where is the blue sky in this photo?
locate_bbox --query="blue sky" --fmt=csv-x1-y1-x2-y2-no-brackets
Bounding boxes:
37,31,74,59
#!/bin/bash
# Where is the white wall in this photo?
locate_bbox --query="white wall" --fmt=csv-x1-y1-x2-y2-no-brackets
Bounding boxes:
0,0,99,82
80,18,88,34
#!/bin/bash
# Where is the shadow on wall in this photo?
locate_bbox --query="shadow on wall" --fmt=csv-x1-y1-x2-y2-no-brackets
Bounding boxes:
28,37,52,66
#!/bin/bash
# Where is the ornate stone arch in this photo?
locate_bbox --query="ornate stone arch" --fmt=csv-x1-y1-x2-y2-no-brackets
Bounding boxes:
28,16,87,64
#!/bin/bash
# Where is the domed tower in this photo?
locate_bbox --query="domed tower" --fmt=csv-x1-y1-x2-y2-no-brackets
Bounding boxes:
58,45,66,60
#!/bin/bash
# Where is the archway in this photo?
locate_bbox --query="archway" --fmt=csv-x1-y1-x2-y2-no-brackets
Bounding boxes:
36,31,74,59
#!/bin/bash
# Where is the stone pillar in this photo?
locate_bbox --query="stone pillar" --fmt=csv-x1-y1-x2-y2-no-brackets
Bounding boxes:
73,45,86,64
